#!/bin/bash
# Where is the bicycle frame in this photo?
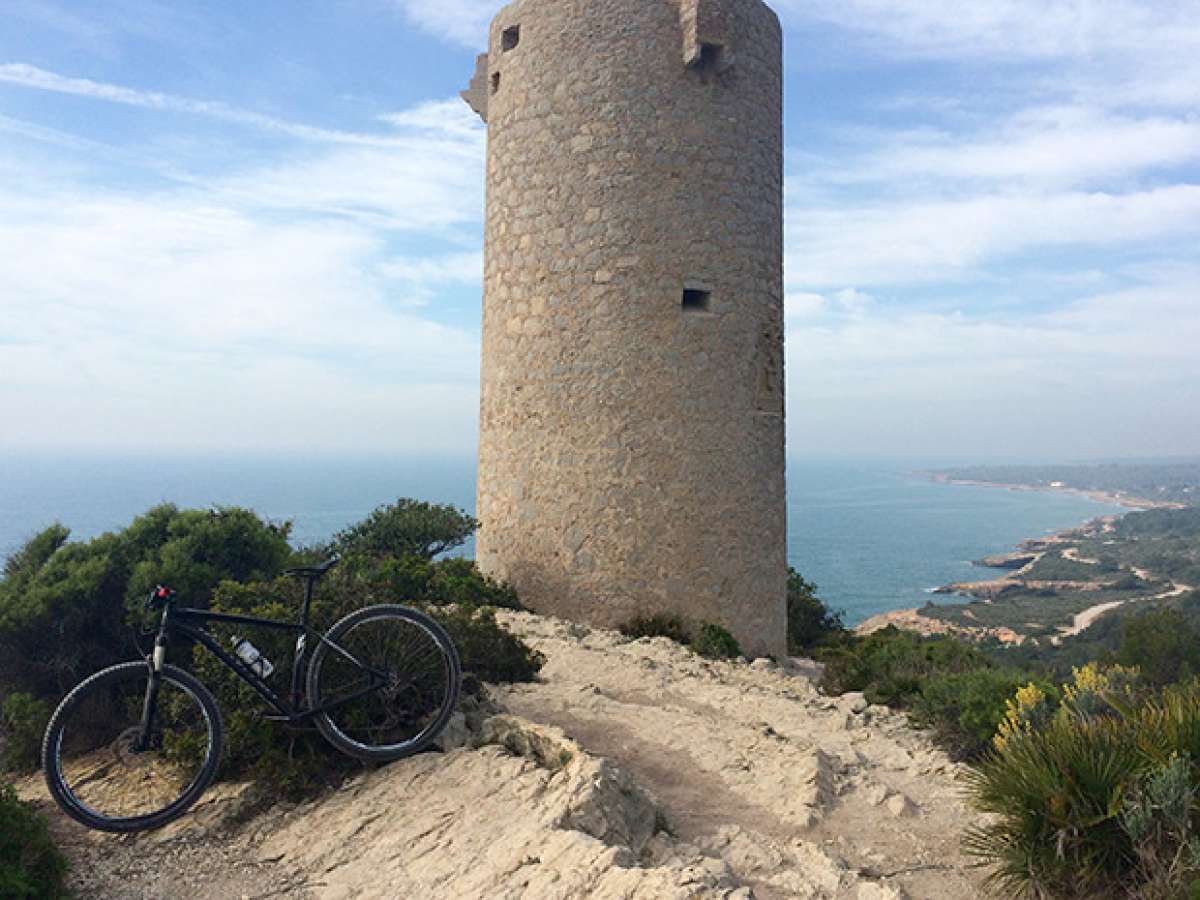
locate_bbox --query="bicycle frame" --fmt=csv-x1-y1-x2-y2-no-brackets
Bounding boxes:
136,583,387,750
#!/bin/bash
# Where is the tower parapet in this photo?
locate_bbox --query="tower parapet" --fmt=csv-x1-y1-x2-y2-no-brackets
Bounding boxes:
466,0,786,656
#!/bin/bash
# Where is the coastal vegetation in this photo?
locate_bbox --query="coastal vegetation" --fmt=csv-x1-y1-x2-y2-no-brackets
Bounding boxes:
0,783,68,898
853,461,1200,896
966,669,1200,898
919,505,1200,646
618,613,743,659
0,499,542,796
616,567,837,661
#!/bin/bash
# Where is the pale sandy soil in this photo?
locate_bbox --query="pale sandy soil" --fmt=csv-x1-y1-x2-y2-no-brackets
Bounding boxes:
20,611,987,899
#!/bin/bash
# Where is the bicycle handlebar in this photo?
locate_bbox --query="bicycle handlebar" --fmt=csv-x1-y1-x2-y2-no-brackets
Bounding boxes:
145,585,176,611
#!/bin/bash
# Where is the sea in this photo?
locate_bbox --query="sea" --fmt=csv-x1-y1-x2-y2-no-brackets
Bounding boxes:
0,453,1126,626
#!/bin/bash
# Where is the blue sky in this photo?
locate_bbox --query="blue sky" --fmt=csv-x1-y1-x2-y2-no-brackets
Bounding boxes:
1,0,1197,462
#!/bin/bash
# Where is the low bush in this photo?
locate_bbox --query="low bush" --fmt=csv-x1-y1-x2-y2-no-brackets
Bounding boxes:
0,506,293,777
913,668,1052,760
965,671,1200,898
619,613,691,644
0,694,50,774
786,569,845,654
350,555,522,611
817,626,989,706
0,783,68,899
692,623,741,660
0,506,291,711
332,499,476,560
618,614,742,660
1119,608,1200,687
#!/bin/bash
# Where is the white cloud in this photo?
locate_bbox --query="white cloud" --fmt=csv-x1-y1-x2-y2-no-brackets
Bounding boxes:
778,0,1200,65
786,185,1200,289
393,0,501,47
785,270,1200,458
830,107,1200,188
0,89,488,453
0,63,434,146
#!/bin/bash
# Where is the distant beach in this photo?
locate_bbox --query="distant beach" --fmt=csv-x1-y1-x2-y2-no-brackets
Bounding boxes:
926,473,1185,511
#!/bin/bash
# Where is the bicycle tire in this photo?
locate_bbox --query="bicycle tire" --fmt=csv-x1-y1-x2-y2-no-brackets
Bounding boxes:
307,604,461,762
42,661,223,833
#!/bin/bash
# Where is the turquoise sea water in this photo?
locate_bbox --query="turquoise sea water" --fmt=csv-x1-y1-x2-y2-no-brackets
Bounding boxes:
0,453,1124,625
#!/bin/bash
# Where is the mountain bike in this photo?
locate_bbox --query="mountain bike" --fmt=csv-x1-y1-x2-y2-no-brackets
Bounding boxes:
41,556,461,832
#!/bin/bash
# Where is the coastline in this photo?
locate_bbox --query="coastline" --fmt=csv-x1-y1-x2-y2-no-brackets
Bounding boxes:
926,475,1185,511
858,476,1161,640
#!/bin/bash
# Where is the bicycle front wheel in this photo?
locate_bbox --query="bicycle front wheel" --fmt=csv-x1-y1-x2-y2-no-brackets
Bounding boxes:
42,662,223,832
308,604,461,762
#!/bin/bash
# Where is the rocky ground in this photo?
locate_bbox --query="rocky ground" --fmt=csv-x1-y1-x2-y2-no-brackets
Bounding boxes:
21,611,986,899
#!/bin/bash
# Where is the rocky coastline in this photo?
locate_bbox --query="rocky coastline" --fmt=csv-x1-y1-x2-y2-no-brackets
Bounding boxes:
856,473,1162,643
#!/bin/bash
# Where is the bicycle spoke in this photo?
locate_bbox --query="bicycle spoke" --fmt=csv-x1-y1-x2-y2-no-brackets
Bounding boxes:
45,663,219,830
311,608,459,758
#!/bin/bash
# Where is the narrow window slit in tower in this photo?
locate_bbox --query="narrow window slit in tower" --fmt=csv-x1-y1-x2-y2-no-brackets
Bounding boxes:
681,288,712,313
491,72,501,94
502,25,520,51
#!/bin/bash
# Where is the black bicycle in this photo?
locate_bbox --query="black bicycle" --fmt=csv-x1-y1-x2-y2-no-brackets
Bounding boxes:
41,556,461,832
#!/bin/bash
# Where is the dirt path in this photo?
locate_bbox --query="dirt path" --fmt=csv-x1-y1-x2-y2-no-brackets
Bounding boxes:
493,612,983,899
20,612,987,899
16,777,313,899
1061,547,1099,565
1059,600,1127,637
1057,569,1195,640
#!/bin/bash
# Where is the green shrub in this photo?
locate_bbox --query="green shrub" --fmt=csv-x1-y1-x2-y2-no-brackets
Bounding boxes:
0,783,68,899
786,569,845,653
354,555,522,610
913,669,1050,760
0,507,291,703
0,499,538,800
817,627,989,706
0,694,49,774
428,605,544,684
1119,609,1200,687
619,613,691,644
333,499,476,560
964,710,1144,898
965,677,1200,898
619,614,745,661
692,623,741,660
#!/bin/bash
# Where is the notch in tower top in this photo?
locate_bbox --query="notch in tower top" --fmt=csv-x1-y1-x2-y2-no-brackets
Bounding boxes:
679,0,734,74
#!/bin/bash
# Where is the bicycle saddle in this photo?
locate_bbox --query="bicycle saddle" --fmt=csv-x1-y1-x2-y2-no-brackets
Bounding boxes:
283,555,340,579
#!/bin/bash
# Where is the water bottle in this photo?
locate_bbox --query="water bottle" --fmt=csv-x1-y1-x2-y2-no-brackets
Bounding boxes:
231,637,274,678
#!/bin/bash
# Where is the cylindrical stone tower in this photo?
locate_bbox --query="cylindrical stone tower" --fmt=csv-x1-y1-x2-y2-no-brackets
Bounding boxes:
463,0,786,656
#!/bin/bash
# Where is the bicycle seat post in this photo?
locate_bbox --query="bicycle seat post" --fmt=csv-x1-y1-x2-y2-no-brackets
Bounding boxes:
300,576,316,626
282,556,339,626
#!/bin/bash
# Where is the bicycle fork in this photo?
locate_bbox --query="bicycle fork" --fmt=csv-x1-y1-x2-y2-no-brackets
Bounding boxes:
134,634,168,752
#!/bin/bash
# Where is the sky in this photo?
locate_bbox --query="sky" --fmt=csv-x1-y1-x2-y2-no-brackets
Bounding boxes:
1,0,1197,463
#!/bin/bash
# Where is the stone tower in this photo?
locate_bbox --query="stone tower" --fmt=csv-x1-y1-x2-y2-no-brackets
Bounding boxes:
462,0,786,657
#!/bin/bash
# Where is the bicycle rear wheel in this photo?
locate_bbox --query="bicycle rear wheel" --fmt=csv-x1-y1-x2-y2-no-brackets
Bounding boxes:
42,662,222,832
308,604,461,762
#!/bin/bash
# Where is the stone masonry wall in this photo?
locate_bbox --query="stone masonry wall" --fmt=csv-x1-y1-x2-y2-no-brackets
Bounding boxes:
470,0,786,656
